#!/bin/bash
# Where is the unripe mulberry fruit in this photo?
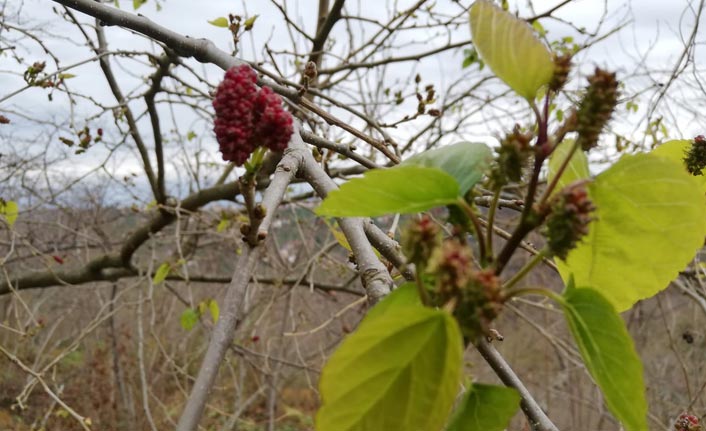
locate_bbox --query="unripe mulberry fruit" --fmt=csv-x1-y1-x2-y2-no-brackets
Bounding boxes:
455,268,504,340
490,125,533,187
401,215,441,267
427,238,474,296
213,65,294,165
575,68,619,151
684,135,706,176
543,181,596,260
549,54,572,92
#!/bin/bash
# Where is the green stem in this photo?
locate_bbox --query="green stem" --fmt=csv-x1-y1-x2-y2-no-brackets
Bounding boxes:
538,139,581,207
485,189,501,263
414,266,431,307
494,97,550,275
505,285,567,307
502,249,546,291
456,198,487,266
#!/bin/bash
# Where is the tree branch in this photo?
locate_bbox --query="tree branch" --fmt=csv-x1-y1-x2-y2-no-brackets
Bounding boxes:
176,131,305,431
475,339,559,431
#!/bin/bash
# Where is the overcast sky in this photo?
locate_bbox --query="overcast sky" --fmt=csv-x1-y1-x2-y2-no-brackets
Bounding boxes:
1,0,704,204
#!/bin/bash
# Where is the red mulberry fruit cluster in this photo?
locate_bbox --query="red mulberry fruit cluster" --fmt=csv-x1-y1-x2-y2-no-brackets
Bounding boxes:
675,413,701,431
213,65,294,165
543,182,596,260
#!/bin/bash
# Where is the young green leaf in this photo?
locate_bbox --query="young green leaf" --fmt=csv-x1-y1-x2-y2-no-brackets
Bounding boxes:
0,200,19,226
315,166,459,217
216,218,230,233
547,139,589,196
561,283,647,431
316,295,463,431
180,308,199,331
132,0,146,10
557,153,706,311
446,384,520,431
153,262,170,285
208,299,219,323
402,142,492,195
324,219,383,258
243,15,258,30
469,0,554,100
208,17,229,28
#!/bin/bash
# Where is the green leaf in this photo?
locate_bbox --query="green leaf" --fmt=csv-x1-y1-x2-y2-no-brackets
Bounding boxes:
180,308,199,331
153,262,170,285
402,142,492,195
208,299,219,323
561,283,647,431
132,0,146,10
315,166,459,217
243,15,258,30
316,296,463,431
58,73,76,80
469,0,554,99
446,384,520,431
186,131,197,141
216,218,230,233
208,17,229,28
547,139,589,196
532,20,547,37
1,200,18,226
364,283,423,322
558,153,706,311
